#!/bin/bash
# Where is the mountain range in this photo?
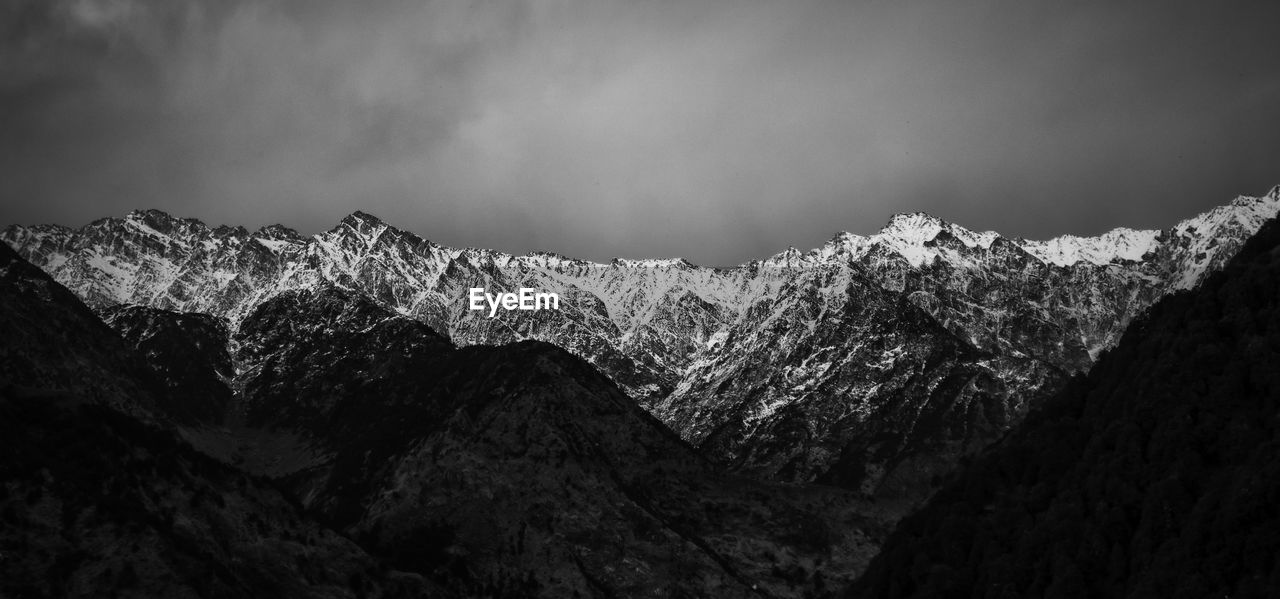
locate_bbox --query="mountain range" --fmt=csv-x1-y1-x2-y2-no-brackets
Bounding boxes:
5,187,1277,509
3,187,1278,597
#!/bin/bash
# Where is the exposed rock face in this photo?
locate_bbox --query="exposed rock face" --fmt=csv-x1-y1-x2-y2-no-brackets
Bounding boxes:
849,215,1280,598
4,188,1277,498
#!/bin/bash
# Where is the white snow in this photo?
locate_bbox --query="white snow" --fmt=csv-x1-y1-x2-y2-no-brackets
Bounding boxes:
1020,227,1161,267
254,237,294,253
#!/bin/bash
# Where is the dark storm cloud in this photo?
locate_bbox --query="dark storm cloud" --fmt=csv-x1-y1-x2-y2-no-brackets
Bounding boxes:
2,0,1278,265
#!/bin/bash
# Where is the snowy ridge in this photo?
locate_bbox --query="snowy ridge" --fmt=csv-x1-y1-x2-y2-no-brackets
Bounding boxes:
1162,190,1280,290
1019,227,1162,267
786,191,1278,271
805,231,874,264
2,187,1276,445
609,257,695,269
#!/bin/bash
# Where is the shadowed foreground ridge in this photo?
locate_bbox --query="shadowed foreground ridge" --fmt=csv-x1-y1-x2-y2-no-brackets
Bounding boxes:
0,243,437,598
226,285,882,597
849,217,1280,597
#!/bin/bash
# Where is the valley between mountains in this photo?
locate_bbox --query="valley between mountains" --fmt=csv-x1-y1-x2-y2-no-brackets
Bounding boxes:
2,187,1278,597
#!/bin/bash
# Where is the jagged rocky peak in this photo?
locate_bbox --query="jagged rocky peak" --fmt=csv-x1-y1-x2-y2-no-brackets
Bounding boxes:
0,223,74,269
334,210,392,239
829,230,862,245
253,223,303,241
322,210,394,247
877,211,1000,250
248,223,304,254
340,209,385,227
2,222,72,243
211,224,250,238
808,230,871,262
324,210,447,256
609,256,696,268
758,245,807,268
451,245,508,266
879,211,948,243
864,212,956,267
784,211,1011,269
519,250,598,269
120,208,210,239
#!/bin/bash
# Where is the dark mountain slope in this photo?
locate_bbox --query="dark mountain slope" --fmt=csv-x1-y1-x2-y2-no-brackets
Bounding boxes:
233,286,454,438
0,392,434,598
849,218,1280,598
0,243,158,418
0,243,435,598
102,304,235,424
328,341,883,598
230,287,882,598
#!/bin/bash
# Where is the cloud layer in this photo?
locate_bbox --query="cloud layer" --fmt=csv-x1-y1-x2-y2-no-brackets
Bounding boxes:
3,0,1278,264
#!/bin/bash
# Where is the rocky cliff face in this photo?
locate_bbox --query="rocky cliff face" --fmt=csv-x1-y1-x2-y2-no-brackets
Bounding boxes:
4,188,1277,498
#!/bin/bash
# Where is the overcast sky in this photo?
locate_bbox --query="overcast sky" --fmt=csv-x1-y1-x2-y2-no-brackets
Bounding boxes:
2,0,1278,265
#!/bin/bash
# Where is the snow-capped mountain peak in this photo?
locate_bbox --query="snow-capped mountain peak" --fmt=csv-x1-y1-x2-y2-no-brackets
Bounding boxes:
338,210,385,228
879,212,947,245
869,212,980,267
